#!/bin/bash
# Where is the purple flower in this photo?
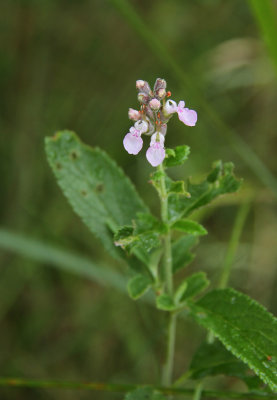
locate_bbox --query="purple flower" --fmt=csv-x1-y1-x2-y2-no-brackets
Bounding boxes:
123,128,143,155
146,134,165,167
176,101,197,126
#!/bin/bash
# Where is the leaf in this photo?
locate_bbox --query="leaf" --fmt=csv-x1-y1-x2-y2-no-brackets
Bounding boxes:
156,293,176,311
189,288,277,391
45,131,148,259
248,0,277,78
174,280,188,304
125,387,166,400
172,219,207,236
114,213,166,254
127,274,152,300
188,340,263,390
172,235,198,273
181,272,210,301
164,145,190,167
168,161,242,222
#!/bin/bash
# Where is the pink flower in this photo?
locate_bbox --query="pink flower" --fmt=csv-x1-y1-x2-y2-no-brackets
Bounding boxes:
123,128,143,155
146,141,165,167
176,101,197,126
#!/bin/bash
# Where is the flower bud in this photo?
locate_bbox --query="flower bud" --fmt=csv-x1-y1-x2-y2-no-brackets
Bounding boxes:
136,80,151,95
154,78,167,92
128,108,140,121
149,98,161,111
137,92,149,104
157,88,166,99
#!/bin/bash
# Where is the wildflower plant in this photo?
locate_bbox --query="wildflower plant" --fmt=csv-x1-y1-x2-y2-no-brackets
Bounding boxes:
44,78,277,399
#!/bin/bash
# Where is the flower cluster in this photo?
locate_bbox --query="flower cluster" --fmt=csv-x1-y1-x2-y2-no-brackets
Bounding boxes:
123,78,197,167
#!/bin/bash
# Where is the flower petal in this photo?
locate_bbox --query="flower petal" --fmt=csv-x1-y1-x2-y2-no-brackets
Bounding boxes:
164,99,177,115
135,120,148,134
177,108,197,126
146,143,165,167
123,132,143,155
150,132,165,146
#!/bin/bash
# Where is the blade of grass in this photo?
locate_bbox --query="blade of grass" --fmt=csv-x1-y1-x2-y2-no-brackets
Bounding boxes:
207,201,251,344
0,229,127,292
248,0,277,77
0,377,276,399
108,0,277,198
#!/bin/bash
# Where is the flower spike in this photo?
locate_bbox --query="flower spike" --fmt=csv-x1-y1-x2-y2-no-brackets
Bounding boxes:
123,78,197,165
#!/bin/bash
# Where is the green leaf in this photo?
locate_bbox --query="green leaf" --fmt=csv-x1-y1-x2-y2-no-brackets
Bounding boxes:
125,387,166,400
174,280,188,304
248,0,277,78
115,213,166,255
164,145,190,167
188,340,263,390
127,274,152,300
181,272,210,301
172,219,207,236
45,131,148,259
156,293,176,311
168,161,242,221
172,235,198,273
189,288,277,391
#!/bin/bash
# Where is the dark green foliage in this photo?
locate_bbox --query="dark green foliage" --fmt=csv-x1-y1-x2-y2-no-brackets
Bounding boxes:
172,219,207,236
189,288,277,391
189,340,263,390
179,272,209,301
164,145,190,167
45,131,148,259
172,235,198,273
127,274,153,299
168,161,242,222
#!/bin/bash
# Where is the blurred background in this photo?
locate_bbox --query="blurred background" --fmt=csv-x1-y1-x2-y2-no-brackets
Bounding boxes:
1,0,277,398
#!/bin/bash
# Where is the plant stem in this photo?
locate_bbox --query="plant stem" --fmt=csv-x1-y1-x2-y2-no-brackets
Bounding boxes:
158,163,173,295
157,163,176,387
193,382,203,400
218,202,250,289
1,378,277,399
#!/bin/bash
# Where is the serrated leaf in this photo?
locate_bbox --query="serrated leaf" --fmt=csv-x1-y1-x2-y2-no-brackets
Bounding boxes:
189,288,277,391
45,131,148,259
164,145,190,167
114,226,137,247
172,235,198,273
127,274,152,300
165,177,190,196
168,161,242,221
172,219,207,236
125,387,166,400
188,340,263,390
181,272,210,301
156,293,176,311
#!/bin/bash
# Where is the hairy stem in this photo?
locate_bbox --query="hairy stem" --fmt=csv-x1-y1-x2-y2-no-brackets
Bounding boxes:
158,163,176,387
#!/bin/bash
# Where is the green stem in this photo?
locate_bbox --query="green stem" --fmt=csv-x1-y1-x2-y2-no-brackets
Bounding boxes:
193,383,203,400
218,201,250,289
1,378,277,399
207,201,250,345
157,163,176,387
